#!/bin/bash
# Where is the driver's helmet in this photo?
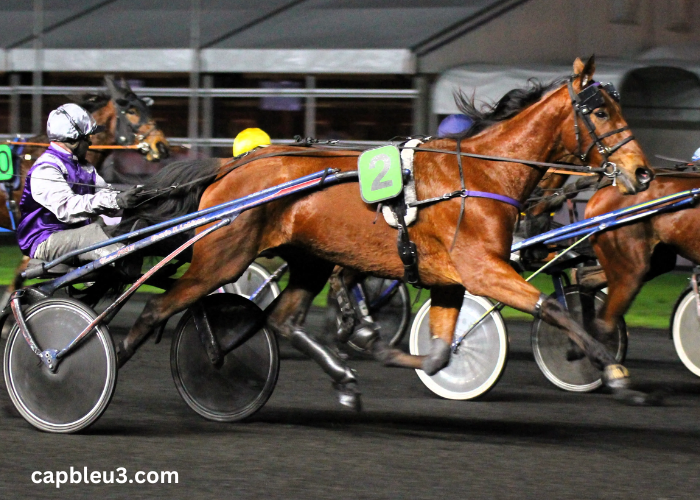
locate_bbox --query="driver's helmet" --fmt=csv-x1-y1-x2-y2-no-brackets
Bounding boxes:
233,128,271,157
437,114,473,138
47,103,101,142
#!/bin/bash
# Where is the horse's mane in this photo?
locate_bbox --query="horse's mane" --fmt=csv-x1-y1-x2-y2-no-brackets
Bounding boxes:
70,93,112,113
107,158,222,238
453,77,568,138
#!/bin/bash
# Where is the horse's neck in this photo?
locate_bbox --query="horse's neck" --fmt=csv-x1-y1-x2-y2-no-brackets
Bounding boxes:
466,88,570,200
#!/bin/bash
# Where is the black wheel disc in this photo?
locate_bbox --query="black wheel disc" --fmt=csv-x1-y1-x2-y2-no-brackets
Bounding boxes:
171,294,279,422
4,298,116,433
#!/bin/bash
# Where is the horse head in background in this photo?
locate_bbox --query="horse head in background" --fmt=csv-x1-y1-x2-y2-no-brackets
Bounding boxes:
80,75,170,164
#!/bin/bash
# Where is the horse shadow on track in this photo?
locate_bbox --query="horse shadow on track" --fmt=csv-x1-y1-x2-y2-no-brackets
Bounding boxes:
245,407,700,455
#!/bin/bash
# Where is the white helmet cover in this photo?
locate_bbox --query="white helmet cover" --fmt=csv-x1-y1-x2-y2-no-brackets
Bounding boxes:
47,103,99,142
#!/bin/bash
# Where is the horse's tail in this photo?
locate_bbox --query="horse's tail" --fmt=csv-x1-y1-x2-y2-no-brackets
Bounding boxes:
107,157,222,237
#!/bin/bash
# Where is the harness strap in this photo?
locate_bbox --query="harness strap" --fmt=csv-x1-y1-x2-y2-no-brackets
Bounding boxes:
409,189,522,210
450,138,467,251
390,203,420,285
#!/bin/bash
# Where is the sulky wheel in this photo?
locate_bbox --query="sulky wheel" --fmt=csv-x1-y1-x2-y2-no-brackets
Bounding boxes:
531,287,627,392
409,292,508,400
671,287,700,377
3,298,117,433
221,262,280,309
171,294,279,422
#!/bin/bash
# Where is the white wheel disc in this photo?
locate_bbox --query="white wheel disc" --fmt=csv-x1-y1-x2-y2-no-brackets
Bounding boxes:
4,298,116,433
409,292,508,400
672,288,700,377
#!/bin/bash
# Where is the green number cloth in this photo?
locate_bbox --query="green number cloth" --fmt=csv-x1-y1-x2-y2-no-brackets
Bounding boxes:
357,145,403,203
0,145,13,182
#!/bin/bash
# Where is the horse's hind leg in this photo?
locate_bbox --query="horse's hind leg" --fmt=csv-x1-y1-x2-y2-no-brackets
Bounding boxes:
116,232,260,364
265,254,362,411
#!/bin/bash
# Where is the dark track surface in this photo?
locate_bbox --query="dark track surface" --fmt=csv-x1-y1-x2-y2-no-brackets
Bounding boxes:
2,301,700,499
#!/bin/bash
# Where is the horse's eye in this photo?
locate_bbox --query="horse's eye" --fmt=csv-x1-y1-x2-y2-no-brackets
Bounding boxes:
126,108,137,115
594,110,608,119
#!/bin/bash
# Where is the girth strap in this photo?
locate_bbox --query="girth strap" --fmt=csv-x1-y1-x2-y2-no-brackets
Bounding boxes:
409,188,522,210
451,138,467,251
389,202,420,285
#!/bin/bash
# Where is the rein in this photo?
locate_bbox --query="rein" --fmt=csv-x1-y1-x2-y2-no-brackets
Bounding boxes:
130,137,608,206
5,141,145,151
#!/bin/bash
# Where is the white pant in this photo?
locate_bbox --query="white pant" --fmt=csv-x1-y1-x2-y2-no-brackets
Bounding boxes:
34,222,124,262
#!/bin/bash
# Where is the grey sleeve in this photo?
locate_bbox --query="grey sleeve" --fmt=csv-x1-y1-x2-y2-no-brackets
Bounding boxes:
30,164,120,224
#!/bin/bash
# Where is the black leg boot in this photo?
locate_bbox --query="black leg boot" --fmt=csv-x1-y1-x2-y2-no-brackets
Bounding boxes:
289,329,362,411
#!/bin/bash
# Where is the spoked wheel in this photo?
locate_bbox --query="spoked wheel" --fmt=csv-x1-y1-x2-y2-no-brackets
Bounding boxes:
671,287,700,377
171,294,279,422
221,262,280,309
531,287,627,392
3,298,117,433
409,292,508,400
348,277,411,352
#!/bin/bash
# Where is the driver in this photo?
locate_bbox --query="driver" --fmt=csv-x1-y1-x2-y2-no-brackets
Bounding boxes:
16,103,142,262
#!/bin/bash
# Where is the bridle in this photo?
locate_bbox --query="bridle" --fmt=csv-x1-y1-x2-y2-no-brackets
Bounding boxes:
114,93,157,155
566,76,635,183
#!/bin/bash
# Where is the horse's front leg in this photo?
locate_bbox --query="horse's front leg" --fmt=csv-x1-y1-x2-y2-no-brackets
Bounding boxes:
371,284,464,374
459,253,655,403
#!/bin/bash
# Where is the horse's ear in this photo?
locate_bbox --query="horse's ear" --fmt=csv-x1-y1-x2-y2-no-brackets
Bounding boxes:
121,77,132,92
104,74,123,98
573,55,596,87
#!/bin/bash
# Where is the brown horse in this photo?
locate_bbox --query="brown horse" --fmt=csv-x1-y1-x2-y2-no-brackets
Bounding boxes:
0,76,170,306
583,175,700,341
116,57,653,409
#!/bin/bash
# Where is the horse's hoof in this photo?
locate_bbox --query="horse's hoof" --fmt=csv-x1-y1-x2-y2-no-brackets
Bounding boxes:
612,388,663,406
602,363,630,390
422,338,450,376
115,341,133,368
334,381,362,412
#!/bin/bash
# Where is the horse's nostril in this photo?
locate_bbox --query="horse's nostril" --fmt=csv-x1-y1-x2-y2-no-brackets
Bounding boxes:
636,167,652,185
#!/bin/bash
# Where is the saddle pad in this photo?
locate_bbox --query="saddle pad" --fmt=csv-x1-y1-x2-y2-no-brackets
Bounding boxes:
382,138,421,227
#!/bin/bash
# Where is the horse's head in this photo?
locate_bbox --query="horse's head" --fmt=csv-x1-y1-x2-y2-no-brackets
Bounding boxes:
560,56,653,194
104,76,170,161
